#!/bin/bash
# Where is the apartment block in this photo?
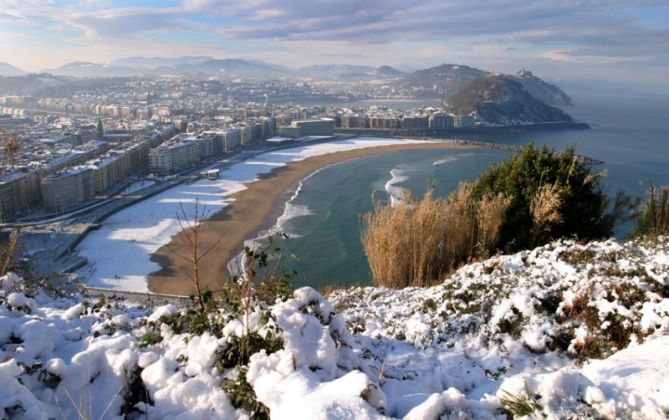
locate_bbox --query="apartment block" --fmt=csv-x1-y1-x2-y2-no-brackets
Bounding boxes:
41,167,96,214
149,139,199,176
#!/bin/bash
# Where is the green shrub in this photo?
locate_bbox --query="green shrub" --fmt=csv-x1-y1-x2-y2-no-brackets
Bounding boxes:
472,144,633,252
222,368,270,420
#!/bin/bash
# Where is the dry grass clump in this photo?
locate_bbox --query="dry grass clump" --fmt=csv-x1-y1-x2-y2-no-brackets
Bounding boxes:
530,183,563,245
361,184,510,288
635,183,669,237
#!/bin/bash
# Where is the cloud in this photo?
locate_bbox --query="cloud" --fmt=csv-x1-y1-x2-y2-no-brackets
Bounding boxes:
195,0,669,64
1,0,668,87
65,7,183,39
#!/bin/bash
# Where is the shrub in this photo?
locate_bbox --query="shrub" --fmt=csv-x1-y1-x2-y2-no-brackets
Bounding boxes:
500,384,543,417
472,144,633,252
635,183,669,237
222,368,270,420
361,184,510,288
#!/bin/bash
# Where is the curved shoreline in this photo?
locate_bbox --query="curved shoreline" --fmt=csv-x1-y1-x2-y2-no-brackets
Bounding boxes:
146,141,481,295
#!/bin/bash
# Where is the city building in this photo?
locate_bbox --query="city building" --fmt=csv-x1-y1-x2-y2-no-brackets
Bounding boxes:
41,167,96,214
0,170,41,221
340,114,368,129
221,128,241,152
149,139,199,176
277,118,335,138
401,115,429,130
429,113,455,130
91,142,149,192
454,115,476,128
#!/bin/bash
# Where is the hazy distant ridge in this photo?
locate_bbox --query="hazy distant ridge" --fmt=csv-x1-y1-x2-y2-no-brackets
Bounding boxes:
0,57,572,109
0,61,27,77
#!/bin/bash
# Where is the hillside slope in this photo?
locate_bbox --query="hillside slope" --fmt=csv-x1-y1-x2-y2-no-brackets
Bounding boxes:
1,237,667,418
0,62,27,77
399,63,487,98
448,75,574,125
513,69,572,106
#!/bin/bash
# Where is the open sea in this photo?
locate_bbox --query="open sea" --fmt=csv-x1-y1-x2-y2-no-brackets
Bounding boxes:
265,91,669,289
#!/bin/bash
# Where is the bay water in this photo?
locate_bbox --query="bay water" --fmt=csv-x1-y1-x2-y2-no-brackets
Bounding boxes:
265,91,669,289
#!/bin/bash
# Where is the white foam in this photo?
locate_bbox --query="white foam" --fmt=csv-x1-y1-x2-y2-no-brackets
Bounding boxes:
432,156,457,166
385,167,409,207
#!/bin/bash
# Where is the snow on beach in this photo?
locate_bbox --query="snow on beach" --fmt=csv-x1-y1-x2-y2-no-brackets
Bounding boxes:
2,237,668,419
120,180,156,195
75,137,427,293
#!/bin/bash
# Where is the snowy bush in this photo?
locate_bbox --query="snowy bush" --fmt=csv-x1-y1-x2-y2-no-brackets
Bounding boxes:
330,236,669,418
0,236,668,419
0,274,381,419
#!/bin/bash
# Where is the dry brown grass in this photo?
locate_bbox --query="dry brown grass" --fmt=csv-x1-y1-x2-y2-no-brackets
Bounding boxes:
0,228,20,276
361,184,510,288
530,183,563,245
477,192,512,255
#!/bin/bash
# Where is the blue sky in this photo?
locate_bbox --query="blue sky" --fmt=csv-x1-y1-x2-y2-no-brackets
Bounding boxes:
1,0,668,89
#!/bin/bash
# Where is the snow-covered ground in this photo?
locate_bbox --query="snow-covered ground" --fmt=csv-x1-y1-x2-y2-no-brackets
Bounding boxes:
75,137,427,293
120,180,156,195
2,237,668,419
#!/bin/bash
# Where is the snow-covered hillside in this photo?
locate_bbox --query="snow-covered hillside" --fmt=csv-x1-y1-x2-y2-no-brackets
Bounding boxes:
1,237,668,419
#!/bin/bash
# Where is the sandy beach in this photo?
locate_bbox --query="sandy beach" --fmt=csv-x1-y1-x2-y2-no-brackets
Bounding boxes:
146,141,476,295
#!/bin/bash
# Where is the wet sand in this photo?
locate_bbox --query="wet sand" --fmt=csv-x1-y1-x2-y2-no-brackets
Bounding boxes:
147,142,477,295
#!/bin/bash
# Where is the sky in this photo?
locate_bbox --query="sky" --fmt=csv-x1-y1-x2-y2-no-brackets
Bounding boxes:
1,0,668,90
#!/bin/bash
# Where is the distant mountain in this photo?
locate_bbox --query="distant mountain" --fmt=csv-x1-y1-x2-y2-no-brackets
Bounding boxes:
110,56,213,69
300,64,375,78
43,61,144,78
400,64,488,98
372,65,405,77
42,58,293,79
168,59,292,79
26,59,574,111
0,74,67,95
299,64,405,80
447,75,573,125
0,61,27,76
512,69,572,106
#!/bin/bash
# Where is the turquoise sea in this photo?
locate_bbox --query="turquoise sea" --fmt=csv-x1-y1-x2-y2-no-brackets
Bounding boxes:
266,91,669,289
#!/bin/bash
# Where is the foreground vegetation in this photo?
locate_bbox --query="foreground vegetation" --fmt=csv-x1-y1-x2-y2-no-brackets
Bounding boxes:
2,235,668,419
362,185,510,288
636,183,669,237
362,144,637,288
